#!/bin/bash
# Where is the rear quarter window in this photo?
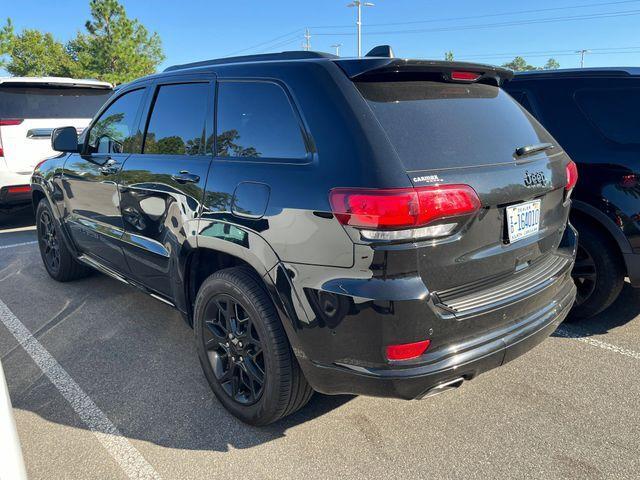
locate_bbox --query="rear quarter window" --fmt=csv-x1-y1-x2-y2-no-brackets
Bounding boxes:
574,87,640,144
215,81,308,160
357,81,553,170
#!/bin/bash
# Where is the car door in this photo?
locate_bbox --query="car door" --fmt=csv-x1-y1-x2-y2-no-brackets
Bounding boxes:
117,77,214,299
62,87,147,272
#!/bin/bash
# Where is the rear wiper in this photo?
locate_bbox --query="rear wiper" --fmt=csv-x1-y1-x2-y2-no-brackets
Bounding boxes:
515,143,554,158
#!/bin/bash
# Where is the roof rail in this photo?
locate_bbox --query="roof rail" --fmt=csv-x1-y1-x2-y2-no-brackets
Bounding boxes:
164,50,337,72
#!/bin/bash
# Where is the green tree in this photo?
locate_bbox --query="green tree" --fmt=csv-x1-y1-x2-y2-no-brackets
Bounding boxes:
543,58,560,70
444,50,454,61
0,19,13,69
501,56,560,72
4,29,74,77
69,0,164,84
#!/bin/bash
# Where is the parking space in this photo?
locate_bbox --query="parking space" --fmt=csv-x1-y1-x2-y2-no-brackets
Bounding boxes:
1,216,639,480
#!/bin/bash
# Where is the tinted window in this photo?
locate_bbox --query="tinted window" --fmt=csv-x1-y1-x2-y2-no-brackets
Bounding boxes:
0,86,112,119
575,88,640,144
216,81,307,159
144,83,209,155
88,89,144,154
357,81,553,170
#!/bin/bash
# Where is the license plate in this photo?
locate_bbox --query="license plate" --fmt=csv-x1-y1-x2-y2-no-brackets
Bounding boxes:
506,200,541,243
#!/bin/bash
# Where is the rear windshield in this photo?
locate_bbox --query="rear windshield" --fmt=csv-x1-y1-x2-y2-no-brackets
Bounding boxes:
357,81,553,170
0,86,112,119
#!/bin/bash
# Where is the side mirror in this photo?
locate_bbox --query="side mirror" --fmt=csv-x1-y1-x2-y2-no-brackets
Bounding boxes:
51,127,79,153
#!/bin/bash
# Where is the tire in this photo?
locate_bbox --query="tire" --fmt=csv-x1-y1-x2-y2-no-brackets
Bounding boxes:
36,199,90,282
569,222,625,320
194,267,313,425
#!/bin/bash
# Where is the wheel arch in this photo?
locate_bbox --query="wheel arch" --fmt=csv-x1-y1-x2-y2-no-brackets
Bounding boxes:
570,200,628,273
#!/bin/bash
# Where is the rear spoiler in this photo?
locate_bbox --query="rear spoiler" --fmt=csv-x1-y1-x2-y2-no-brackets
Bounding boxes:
334,58,513,86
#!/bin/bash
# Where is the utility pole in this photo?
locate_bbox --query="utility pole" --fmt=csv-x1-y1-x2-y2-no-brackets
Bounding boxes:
347,1,375,58
576,49,591,68
331,43,343,56
303,28,311,51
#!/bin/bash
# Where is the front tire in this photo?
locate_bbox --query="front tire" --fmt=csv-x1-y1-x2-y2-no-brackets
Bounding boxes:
36,199,90,282
194,267,313,425
569,222,625,320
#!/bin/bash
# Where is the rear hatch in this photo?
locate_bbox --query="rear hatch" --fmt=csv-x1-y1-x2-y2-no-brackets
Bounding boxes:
346,61,573,316
0,84,112,174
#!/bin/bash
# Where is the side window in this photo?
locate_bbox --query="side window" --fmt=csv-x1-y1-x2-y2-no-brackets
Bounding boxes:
143,83,209,155
216,81,307,159
575,87,640,144
87,89,144,154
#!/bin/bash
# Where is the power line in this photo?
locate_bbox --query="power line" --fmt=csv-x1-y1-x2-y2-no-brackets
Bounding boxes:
224,29,302,57
309,0,640,29
312,9,640,36
456,46,640,59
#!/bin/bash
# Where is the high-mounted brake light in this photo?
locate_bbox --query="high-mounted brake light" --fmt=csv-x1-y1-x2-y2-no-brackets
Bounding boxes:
386,339,431,361
565,161,578,192
329,185,480,241
450,71,481,82
0,119,24,126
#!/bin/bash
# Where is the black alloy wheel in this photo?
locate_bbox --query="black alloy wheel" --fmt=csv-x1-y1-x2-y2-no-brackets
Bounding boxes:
202,294,265,405
38,208,61,274
572,243,596,307
194,267,314,425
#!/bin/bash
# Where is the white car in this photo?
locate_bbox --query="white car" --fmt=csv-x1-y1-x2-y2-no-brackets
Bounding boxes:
0,77,112,207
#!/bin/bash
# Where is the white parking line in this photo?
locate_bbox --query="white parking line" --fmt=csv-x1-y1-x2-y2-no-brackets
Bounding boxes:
556,325,640,361
0,241,37,250
0,299,161,480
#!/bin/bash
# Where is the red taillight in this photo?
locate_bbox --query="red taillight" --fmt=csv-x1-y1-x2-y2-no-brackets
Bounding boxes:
450,71,481,82
0,118,24,126
329,185,481,230
565,161,578,192
386,339,431,361
7,185,31,194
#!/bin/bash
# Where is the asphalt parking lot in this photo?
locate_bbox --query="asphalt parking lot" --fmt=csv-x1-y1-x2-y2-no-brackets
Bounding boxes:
1,207,640,480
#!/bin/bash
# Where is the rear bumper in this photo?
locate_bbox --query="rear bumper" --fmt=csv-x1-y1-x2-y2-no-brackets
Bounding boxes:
0,171,32,206
299,278,576,400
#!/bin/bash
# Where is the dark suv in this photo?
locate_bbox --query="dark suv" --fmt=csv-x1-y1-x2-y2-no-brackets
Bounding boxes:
505,68,640,318
32,49,577,425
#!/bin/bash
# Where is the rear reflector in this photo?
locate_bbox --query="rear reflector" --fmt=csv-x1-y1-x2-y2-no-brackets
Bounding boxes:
450,71,481,82
565,161,578,192
386,339,431,361
0,118,24,126
329,185,481,230
7,185,31,194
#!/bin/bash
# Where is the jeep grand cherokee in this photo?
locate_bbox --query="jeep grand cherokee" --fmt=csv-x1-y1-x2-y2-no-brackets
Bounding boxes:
31,48,577,425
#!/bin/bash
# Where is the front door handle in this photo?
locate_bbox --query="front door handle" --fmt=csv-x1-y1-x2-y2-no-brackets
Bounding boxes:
171,170,200,184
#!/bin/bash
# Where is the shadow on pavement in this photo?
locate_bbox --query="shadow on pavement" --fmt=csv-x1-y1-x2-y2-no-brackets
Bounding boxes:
553,281,640,338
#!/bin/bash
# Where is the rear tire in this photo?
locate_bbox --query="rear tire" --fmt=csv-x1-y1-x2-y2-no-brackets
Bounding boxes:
569,222,625,320
194,267,313,425
36,199,90,282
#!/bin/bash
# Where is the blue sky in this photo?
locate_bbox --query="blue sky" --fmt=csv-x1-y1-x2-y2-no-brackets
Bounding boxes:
2,0,640,72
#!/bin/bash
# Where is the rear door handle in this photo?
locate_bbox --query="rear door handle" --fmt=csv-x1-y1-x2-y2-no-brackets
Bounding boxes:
171,170,200,184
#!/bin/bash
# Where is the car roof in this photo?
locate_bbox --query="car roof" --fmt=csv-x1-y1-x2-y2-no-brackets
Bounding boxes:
118,48,512,90
0,76,113,89
510,67,640,80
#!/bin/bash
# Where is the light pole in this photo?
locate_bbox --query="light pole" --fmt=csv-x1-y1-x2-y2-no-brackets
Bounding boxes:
331,43,343,56
576,49,591,68
347,1,374,58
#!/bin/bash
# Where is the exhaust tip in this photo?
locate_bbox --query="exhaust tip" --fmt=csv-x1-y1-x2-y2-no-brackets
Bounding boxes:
419,377,465,399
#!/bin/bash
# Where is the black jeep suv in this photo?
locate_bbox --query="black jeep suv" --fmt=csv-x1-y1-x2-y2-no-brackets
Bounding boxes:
505,68,640,318
32,49,577,425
